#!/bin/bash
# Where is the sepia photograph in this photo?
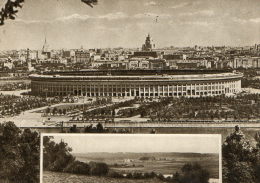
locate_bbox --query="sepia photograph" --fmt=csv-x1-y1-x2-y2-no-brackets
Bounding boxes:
0,0,260,182
41,134,221,183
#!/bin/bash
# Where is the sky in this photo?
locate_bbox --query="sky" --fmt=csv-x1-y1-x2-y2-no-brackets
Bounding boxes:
47,134,221,154
0,0,260,50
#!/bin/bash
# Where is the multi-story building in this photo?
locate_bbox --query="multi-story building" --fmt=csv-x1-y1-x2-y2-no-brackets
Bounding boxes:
230,57,260,68
74,50,90,63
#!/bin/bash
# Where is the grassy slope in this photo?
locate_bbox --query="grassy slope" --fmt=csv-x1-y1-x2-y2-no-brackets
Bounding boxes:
43,171,167,183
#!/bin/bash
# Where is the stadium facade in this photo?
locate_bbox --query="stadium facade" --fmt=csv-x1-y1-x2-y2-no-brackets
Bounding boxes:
30,70,243,98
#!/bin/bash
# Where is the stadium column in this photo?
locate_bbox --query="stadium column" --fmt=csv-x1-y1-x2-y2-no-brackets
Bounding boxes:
139,85,141,97
210,82,212,96
194,83,197,97
167,84,170,97
116,84,118,97
77,84,79,96
162,85,165,97
153,85,156,97
176,84,178,97
147,84,151,97
81,84,83,97
102,84,104,97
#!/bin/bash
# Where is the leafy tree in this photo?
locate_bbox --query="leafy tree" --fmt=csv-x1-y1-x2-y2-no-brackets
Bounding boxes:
17,129,40,183
96,122,104,132
222,126,257,183
0,122,40,183
64,160,90,175
178,163,210,183
43,136,74,172
254,132,260,183
0,0,24,25
0,122,23,182
89,161,109,176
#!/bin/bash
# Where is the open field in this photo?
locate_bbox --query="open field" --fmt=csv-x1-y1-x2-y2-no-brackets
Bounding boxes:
74,152,219,178
43,171,166,183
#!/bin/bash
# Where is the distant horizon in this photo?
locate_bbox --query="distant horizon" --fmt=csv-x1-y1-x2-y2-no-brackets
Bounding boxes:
0,44,257,52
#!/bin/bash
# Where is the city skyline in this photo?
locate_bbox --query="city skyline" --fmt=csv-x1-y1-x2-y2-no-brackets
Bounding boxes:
0,0,260,50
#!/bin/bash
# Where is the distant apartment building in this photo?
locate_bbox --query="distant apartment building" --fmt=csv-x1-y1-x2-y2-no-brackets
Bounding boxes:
167,59,211,69
149,59,167,70
132,51,158,58
91,55,101,61
74,50,90,63
129,58,149,69
91,60,127,69
128,58,166,70
3,60,14,69
163,54,186,60
229,57,260,68
62,50,71,58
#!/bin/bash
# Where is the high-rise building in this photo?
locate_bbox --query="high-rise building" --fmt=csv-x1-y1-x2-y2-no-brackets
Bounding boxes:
142,34,155,51
42,37,51,59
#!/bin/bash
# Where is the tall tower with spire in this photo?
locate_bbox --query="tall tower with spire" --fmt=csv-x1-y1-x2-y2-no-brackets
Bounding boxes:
42,37,49,53
41,37,51,59
142,34,155,51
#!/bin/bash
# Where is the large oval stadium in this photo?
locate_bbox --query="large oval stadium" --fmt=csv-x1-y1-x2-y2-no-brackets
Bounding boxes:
30,70,243,98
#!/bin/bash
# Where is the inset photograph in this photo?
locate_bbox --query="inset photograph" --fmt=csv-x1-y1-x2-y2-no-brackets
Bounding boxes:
41,134,221,183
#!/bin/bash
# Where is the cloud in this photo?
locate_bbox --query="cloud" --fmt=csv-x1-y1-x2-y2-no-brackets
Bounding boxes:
145,1,157,6
13,12,128,24
180,21,215,26
171,1,201,9
56,14,91,21
134,13,171,19
232,17,260,24
249,17,260,23
14,19,51,24
180,10,215,17
232,17,247,24
57,12,128,21
170,2,189,9
98,12,128,20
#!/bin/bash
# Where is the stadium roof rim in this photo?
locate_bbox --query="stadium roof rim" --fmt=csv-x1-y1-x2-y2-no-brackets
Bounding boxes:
30,72,243,81
41,69,236,76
